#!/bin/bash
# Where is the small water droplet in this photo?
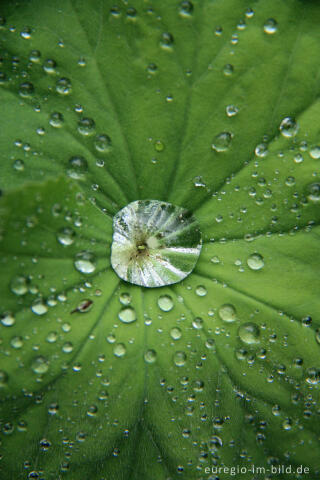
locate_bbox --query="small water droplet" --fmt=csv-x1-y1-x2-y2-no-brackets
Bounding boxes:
20,26,32,39
118,307,137,324
307,183,320,202
309,146,320,160
218,304,237,323
113,343,126,357
119,292,131,305
57,227,75,246
195,285,207,296
238,322,260,344
67,156,88,179
223,64,234,76
74,251,96,274
32,356,49,374
160,32,174,49
170,327,182,340
78,117,95,136
174,351,187,367
179,1,193,17
144,349,157,363
226,104,239,117
19,82,34,98
306,367,320,385
31,299,48,316
10,275,28,295
154,140,165,152
56,77,72,95
94,134,111,152
211,132,233,152
158,295,174,312
49,112,64,128
247,253,264,270
43,59,57,74
10,336,23,349
279,117,299,138
263,18,278,35
1,312,15,327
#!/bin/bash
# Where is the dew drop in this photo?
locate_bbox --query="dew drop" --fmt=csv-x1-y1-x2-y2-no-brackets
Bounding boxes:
223,64,234,76
218,304,237,323
118,307,137,324
247,253,264,270
144,349,157,364
158,295,174,312
74,251,96,274
31,299,48,316
154,140,165,152
179,1,193,17
174,351,187,367
19,82,34,98
306,367,320,385
67,156,88,179
195,285,207,296
309,145,320,160
113,343,126,357
279,117,299,138
56,77,72,95
238,322,260,344
1,312,15,327
211,132,233,152
31,356,49,374
10,336,23,349
307,183,320,202
94,134,111,152
263,18,278,35
170,327,182,340
111,200,202,287
192,317,204,329
119,292,131,305
78,117,95,136
10,275,28,295
57,227,76,246
160,32,174,49
49,112,64,128
43,59,57,74
226,104,239,117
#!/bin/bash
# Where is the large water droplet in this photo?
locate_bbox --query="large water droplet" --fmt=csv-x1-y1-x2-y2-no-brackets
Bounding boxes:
10,275,28,295
111,200,202,287
158,295,174,312
263,18,278,35
1,312,15,327
307,183,320,202
67,156,88,179
31,356,49,374
57,227,75,246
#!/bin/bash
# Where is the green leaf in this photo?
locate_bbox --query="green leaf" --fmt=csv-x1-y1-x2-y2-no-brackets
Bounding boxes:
1,1,320,479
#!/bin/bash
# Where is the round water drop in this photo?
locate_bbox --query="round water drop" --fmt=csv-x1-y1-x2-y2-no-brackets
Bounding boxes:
144,349,157,364
56,77,72,95
306,367,320,385
160,32,174,49
195,285,207,296
179,1,193,17
279,117,299,138
158,295,174,312
57,227,75,246
43,59,57,74
226,105,239,117
20,27,32,39
309,146,320,160
113,343,126,357
154,140,165,152
223,64,234,76
119,292,131,305
49,112,64,128
94,134,111,152
238,322,260,344
211,132,233,152
46,331,58,343
13,159,25,171
67,156,88,179
174,351,187,367
111,200,202,288
263,18,278,34
74,251,96,274
192,317,204,329
118,307,137,324
170,327,182,340
247,253,264,270
32,356,49,374
10,336,23,349
19,82,34,98
10,275,28,295
307,183,320,202
218,304,237,323
0,370,8,387
62,342,73,353
78,117,95,136
30,50,41,62
1,312,15,327
31,299,48,316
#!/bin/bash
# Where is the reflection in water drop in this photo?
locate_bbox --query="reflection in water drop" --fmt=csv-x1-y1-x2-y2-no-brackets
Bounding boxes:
238,322,260,344
74,251,96,274
247,253,264,270
218,304,236,323
111,200,202,287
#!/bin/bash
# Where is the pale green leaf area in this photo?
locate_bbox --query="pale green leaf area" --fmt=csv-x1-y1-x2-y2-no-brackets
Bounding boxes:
0,0,320,479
